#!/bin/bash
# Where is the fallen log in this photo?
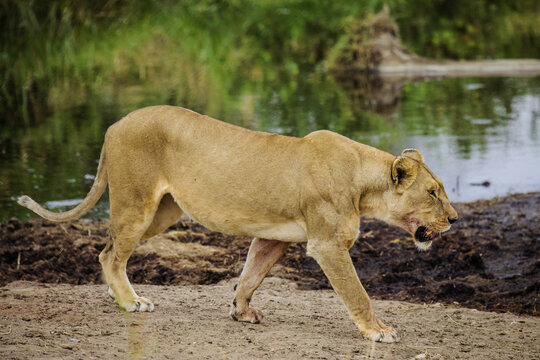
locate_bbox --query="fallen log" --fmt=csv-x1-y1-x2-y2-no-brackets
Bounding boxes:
377,59,540,78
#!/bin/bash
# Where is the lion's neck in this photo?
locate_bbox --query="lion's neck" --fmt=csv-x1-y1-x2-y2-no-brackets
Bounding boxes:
354,153,394,221
357,190,393,222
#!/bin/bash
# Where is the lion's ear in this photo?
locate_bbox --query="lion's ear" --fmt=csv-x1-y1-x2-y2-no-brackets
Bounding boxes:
391,156,418,193
401,149,424,163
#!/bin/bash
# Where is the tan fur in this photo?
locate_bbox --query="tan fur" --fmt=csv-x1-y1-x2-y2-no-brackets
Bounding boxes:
18,105,458,342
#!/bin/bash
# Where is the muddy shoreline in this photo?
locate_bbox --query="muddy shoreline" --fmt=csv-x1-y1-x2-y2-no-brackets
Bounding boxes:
1,192,538,316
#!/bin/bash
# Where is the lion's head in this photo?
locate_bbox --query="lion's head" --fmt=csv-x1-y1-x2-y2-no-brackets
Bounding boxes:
385,149,458,250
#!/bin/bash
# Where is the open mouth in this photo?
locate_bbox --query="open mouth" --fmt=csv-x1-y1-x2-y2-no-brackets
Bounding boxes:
414,226,439,243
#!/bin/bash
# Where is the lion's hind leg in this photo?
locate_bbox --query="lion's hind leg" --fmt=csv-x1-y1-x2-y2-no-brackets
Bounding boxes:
99,191,172,312
231,238,290,323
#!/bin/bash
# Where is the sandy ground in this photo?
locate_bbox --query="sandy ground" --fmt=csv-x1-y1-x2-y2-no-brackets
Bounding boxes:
1,193,539,359
1,277,539,360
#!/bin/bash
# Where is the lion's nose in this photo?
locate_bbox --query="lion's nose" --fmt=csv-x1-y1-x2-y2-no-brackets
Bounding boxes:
448,217,458,224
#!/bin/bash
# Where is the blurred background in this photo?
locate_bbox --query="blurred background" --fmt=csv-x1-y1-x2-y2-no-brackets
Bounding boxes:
1,0,539,221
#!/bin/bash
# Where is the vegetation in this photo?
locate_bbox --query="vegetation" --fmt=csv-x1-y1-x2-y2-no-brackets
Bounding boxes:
391,0,540,60
1,0,539,123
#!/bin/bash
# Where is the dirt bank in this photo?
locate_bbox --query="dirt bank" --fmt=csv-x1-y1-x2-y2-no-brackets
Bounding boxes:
1,193,538,316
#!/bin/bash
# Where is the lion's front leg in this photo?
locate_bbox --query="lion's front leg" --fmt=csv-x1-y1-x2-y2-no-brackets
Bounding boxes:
307,240,399,343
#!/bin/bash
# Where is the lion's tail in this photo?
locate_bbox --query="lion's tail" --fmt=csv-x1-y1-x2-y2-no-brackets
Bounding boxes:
17,147,108,222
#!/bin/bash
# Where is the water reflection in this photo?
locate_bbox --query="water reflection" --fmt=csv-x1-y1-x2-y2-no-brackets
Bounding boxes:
331,73,408,116
1,73,539,221
123,312,150,360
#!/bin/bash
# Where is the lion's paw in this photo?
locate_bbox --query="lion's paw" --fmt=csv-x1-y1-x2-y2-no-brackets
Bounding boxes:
119,296,155,313
363,325,399,343
230,308,264,324
107,287,116,300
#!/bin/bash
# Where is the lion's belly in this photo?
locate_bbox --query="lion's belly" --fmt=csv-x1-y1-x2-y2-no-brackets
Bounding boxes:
201,216,307,242
180,203,307,242
241,221,307,242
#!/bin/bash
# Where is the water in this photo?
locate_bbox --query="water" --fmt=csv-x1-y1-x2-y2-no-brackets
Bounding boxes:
410,93,540,201
355,77,540,202
1,74,539,221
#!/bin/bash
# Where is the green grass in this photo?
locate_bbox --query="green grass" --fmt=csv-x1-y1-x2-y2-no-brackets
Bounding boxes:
2,0,538,125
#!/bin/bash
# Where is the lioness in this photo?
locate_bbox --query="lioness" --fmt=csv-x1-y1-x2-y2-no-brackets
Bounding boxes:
18,105,457,343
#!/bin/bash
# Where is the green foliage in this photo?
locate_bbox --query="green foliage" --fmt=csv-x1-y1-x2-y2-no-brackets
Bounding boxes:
1,0,538,124
0,0,157,119
390,0,540,60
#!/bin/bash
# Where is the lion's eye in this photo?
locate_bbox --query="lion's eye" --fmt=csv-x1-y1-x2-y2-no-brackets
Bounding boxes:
429,190,437,198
